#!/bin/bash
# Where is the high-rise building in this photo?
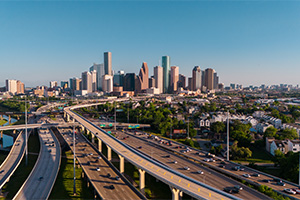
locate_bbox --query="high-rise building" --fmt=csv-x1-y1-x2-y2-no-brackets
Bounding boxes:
188,77,193,91
214,72,219,89
91,70,97,92
16,80,24,94
162,56,170,93
149,76,155,88
90,63,105,91
104,52,112,75
123,73,137,91
113,70,125,87
178,74,186,89
6,80,17,94
61,81,68,89
70,77,81,91
192,66,202,91
154,66,163,94
204,68,215,90
136,62,149,93
201,70,205,89
170,66,179,92
82,71,92,93
102,75,113,93
50,81,57,88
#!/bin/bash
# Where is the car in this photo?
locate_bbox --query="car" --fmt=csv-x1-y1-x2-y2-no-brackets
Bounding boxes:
234,185,243,191
109,185,115,189
273,178,282,182
276,182,285,186
115,176,120,180
106,173,111,178
88,153,93,156
0,170,4,174
165,155,170,158
137,146,142,149
38,176,43,181
87,161,90,165
184,167,190,170
252,173,260,177
173,160,177,164
224,187,239,194
96,167,100,171
292,188,300,194
284,188,296,194
48,149,52,152
209,158,215,162
220,161,226,165
97,156,102,159
243,174,251,178
219,165,225,168
197,170,204,174
262,179,270,183
204,158,210,162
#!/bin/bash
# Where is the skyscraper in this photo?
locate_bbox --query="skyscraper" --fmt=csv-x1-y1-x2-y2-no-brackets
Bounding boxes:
16,80,24,94
170,66,179,92
123,73,137,91
136,62,149,93
178,74,186,89
104,52,112,75
102,75,113,93
6,80,18,95
192,66,202,91
149,76,155,88
113,70,125,87
82,71,92,93
90,63,105,91
188,77,193,91
204,68,215,90
49,81,57,88
154,66,163,94
91,70,97,92
162,56,170,93
214,72,219,89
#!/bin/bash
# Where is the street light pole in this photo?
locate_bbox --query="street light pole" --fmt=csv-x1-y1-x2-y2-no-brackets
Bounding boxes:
227,111,230,161
73,126,76,195
114,101,116,131
25,96,28,166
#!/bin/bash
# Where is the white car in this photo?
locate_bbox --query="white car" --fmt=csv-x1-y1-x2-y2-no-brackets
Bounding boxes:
197,170,204,174
184,167,190,170
284,188,296,195
173,160,177,164
96,167,100,171
243,174,251,178
204,158,210,162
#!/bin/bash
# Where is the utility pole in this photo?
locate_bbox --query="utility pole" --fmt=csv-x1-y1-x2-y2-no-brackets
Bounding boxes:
25,96,28,166
114,101,116,131
73,126,76,195
227,111,230,161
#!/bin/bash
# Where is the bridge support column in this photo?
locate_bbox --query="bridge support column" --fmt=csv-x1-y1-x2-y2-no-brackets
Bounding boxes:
8,115,11,124
107,146,112,161
67,114,70,122
64,112,66,119
81,125,85,133
138,168,145,194
119,155,125,174
98,139,102,152
13,129,16,134
17,115,20,120
0,131,3,140
86,129,90,136
91,133,95,143
170,187,183,200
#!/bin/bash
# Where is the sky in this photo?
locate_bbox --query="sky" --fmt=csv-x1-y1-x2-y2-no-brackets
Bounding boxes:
0,0,300,87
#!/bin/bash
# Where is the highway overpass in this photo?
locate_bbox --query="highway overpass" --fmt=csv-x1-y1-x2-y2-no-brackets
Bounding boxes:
65,104,240,200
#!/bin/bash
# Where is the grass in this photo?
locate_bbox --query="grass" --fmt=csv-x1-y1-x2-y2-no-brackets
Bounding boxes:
1,130,40,199
49,150,94,200
0,119,7,126
234,147,274,163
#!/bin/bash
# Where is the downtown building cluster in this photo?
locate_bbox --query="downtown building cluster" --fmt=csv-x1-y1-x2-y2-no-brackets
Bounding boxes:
66,53,222,97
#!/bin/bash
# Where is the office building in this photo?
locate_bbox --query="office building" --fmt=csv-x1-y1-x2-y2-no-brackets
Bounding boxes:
50,81,57,88
154,66,163,94
113,70,125,87
136,62,149,93
16,80,24,94
90,63,105,91
149,76,155,88
162,56,170,93
214,72,219,89
70,77,81,91
61,81,68,89
123,73,137,91
6,80,17,95
82,71,92,93
201,70,205,89
102,75,113,93
205,68,215,90
104,52,112,75
192,66,202,91
188,78,193,91
178,74,186,89
170,66,179,92
91,70,97,92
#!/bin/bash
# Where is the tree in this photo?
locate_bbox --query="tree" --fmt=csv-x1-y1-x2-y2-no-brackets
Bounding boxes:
264,127,278,138
211,122,225,134
281,128,298,140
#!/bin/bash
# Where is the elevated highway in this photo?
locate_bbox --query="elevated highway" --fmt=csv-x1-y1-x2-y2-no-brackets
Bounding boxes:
0,122,79,131
65,104,240,200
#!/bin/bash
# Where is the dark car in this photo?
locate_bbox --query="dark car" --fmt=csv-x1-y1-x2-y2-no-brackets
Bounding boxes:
87,161,90,165
165,155,170,158
276,182,285,186
262,179,270,183
109,185,115,189
224,187,239,194
219,165,225,168
107,173,111,178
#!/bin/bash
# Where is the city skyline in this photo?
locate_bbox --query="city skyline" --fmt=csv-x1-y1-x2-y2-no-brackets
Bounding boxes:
1,1,300,87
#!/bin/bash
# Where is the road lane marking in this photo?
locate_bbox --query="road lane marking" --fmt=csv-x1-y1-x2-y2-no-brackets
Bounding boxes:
151,166,153,169
171,176,173,179
209,193,211,197
163,172,166,175
178,179,181,183
188,183,190,187
156,169,159,172
198,188,200,192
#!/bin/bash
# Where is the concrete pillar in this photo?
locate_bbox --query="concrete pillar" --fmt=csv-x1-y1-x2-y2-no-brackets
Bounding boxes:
0,131,3,140
107,146,112,161
67,114,70,122
170,187,182,200
82,172,85,178
138,168,146,194
64,112,66,119
17,115,20,120
81,125,85,133
72,117,75,123
119,155,125,174
13,130,16,134
87,180,90,187
91,133,95,143
98,138,102,152
8,115,11,124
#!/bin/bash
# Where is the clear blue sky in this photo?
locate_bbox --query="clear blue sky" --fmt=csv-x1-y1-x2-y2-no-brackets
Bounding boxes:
1,1,299,87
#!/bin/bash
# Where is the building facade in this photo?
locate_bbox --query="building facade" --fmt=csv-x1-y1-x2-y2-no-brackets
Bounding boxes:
162,56,170,93
154,66,163,94
104,52,112,75
170,66,179,92
192,66,201,91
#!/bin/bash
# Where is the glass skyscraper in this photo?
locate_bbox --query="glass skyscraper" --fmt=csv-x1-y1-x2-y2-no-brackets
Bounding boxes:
162,56,170,93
